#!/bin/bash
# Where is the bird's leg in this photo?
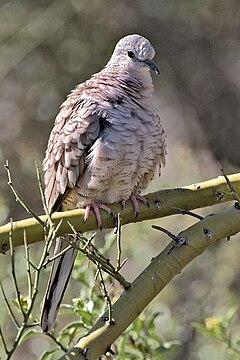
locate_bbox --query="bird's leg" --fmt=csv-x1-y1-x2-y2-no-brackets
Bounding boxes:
129,194,149,217
84,203,112,230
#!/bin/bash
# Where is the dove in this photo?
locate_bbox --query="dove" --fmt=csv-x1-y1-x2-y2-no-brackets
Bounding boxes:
40,34,167,332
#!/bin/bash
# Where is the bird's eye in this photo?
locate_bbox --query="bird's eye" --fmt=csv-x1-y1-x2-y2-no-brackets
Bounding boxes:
127,50,135,58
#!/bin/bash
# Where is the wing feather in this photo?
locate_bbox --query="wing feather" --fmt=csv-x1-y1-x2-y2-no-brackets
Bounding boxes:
43,88,101,211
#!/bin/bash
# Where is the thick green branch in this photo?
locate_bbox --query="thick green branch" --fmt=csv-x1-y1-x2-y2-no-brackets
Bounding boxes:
0,173,240,253
59,202,240,359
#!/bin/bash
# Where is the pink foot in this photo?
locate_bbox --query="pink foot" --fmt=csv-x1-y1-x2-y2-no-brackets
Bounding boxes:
84,203,112,230
129,194,149,217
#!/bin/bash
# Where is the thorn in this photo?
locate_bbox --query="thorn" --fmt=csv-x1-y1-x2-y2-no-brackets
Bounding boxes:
113,212,119,233
153,198,161,210
106,346,115,355
1,241,8,254
152,225,187,246
81,347,90,359
234,202,240,210
171,207,204,220
203,228,212,240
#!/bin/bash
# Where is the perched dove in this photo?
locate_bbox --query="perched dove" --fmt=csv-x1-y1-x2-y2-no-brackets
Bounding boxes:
40,34,167,332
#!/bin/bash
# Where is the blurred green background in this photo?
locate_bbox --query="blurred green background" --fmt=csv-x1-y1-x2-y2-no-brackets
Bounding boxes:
0,0,240,359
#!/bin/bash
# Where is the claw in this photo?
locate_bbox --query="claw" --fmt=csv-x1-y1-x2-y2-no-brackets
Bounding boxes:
121,200,126,210
129,194,149,217
84,203,112,230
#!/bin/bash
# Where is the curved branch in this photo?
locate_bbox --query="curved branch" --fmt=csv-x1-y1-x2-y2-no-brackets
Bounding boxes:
0,173,240,253
58,202,240,359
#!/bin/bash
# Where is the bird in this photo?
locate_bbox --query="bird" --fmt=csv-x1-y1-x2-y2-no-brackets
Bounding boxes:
40,34,167,332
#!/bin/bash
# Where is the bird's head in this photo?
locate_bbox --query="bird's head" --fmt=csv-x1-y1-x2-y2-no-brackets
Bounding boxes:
108,34,160,75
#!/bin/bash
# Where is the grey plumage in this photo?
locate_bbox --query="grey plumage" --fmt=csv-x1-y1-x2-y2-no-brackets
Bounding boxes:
40,34,167,332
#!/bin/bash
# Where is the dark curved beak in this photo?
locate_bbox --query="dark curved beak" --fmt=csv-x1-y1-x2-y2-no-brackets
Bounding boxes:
144,59,160,75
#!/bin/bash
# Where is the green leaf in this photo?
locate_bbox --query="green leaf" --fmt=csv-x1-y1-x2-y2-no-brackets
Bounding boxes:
193,321,222,338
59,320,87,338
74,309,92,324
148,312,162,330
156,340,181,353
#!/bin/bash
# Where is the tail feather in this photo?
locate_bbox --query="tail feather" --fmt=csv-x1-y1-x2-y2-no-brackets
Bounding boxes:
40,237,78,332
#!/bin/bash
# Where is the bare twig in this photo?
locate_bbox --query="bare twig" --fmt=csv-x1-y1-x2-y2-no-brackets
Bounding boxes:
218,163,240,203
170,207,204,220
35,162,49,216
4,161,45,227
0,324,9,355
23,231,33,303
1,166,63,359
9,220,25,317
115,213,122,272
43,243,73,267
0,282,19,328
45,332,68,352
151,224,187,255
151,225,186,246
66,224,130,289
82,232,97,250
97,266,114,325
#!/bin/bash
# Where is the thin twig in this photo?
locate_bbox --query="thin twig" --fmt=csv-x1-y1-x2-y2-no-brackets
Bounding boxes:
64,233,130,289
82,232,97,250
119,258,128,270
35,162,49,216
0,324,9,355
23,231,33,302
219,163,240,203
1,164,62,359
25,258,38,271
35,162,53,233
0,282,20,328
152,224,187,255
170,207,204,220
97,266,114,325
115,213,122,272
4,161,45,227
45,332,68,352
26,322,40,328
9,220,25,317
66,222,129,284
43,243,73,267
151,225,186,245
44,219,63,258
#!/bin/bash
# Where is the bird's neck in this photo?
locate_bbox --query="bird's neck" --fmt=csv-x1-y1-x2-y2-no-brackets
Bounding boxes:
103,65,154,99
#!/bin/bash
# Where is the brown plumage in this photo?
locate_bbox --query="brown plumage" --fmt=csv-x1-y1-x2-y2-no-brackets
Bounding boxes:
40,34,167,332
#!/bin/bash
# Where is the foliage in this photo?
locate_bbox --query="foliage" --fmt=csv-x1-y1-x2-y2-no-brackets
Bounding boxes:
193,307,240,360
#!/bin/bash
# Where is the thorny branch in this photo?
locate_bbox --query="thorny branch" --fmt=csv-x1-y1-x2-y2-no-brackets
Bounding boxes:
61,225,130,289
96,266,114,325
0,282,20,328
219,163,240,203
23,231,33,305
1,163,240,359
9,221,25,318
115,213,123,272
5,161,45,227
0,164,61,359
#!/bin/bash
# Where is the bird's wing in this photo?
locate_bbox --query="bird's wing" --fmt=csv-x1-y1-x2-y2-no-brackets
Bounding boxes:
43,87,101,211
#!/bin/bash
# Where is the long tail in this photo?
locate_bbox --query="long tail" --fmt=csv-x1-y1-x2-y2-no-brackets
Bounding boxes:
40,237,78,332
